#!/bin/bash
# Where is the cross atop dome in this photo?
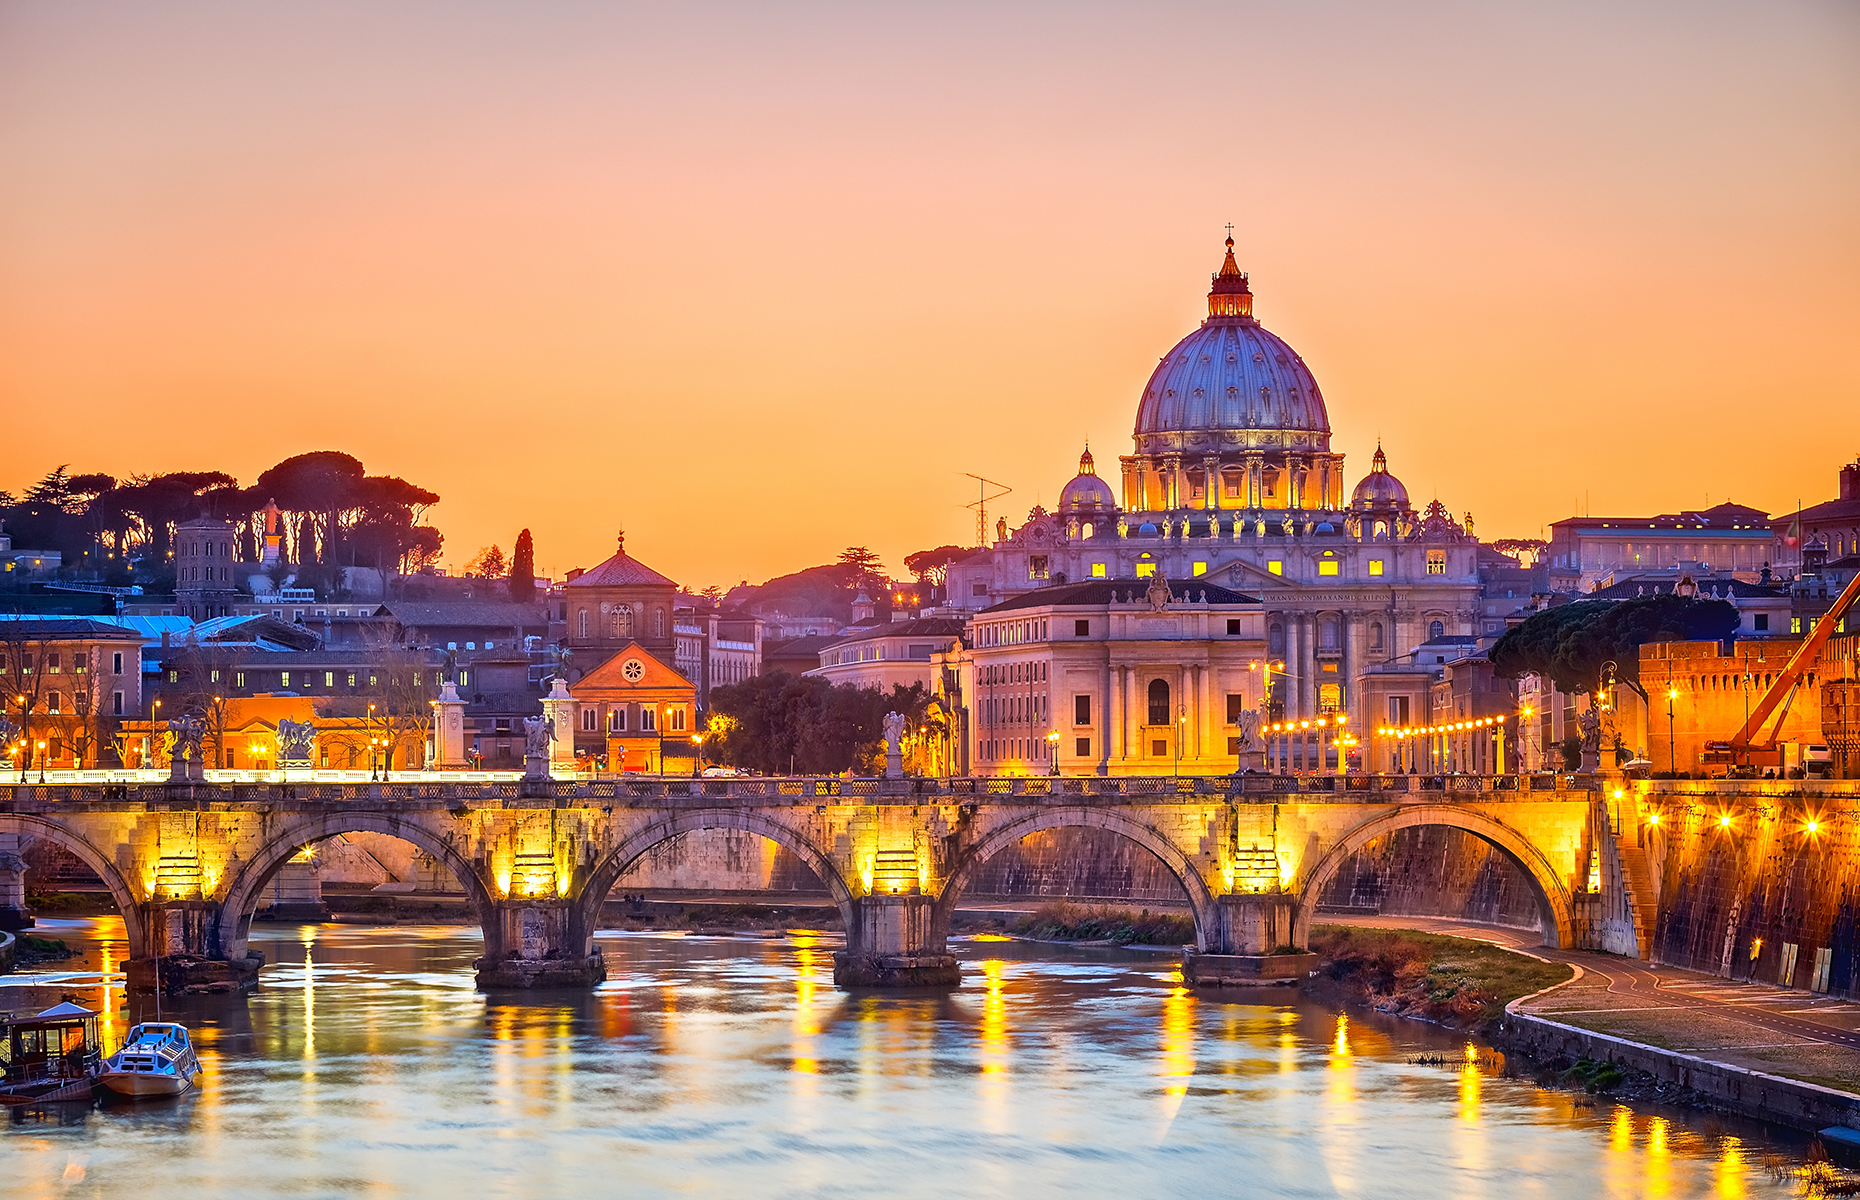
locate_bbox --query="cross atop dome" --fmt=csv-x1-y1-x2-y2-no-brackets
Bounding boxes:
1208,232,1253,319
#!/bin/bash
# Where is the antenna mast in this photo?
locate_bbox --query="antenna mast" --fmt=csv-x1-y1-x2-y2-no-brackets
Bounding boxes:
963,474,1013,547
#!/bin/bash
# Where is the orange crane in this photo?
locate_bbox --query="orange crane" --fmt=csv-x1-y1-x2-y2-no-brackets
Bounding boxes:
1724,568,1860,762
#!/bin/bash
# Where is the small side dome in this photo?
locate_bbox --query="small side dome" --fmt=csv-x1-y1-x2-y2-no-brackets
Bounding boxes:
1350,442,1410,510
1059,443,1118,515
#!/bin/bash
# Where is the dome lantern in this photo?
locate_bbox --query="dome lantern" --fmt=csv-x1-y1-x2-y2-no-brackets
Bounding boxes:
1208,235,1254,320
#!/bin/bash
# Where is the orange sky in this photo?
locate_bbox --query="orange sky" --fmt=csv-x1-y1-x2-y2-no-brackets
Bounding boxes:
2,1,1856,590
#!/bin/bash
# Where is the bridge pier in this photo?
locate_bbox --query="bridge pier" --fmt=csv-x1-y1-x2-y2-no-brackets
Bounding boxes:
0,837,31,932
127,901,263,994
833,894,960,989
474,899,607,990
1182,893,1318,987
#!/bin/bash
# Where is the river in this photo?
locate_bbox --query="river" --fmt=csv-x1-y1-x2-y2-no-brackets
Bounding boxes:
2,916,1812,1198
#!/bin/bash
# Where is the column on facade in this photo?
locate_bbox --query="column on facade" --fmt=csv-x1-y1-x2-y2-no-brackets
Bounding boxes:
1287,455,1306,510
1197,661,1211,761
1110,665,1125,762
1203,456,1220,511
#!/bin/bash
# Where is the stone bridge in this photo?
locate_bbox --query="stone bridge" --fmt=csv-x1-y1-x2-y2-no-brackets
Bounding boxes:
0,774,1605,991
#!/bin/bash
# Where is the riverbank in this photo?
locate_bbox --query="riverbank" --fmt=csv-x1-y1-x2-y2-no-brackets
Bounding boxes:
1305,923,1572,1033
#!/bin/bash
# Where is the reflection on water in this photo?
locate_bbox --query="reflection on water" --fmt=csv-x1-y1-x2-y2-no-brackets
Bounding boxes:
2,918,1811,1198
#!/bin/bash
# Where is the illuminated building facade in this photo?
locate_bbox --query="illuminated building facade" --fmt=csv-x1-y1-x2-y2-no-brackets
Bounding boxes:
947,238,1483,751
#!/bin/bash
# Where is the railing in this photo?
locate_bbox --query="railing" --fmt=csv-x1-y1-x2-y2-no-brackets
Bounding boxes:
1,771,1608,807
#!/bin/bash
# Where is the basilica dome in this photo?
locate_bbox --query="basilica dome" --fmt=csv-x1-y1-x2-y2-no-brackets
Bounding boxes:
1131,238,1331,455
1058,446,1117,515
1350,443,1410,510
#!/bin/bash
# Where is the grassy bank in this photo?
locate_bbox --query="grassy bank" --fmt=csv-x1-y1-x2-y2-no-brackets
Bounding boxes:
1309,924,1572,1030
1009,903,1195,946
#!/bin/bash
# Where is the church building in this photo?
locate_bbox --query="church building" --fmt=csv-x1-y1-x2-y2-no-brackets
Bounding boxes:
946,237,1482,768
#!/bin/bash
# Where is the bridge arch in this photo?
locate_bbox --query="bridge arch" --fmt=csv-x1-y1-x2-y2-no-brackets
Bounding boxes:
1293,804,1576,949
573,809,854,954
216,810,498,963
0,813,149,958
931,806,1219,951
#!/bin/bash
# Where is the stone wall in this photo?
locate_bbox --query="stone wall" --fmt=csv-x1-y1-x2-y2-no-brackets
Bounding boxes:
1649,795,1860,994
1312,826,1544,929
964,827,1191,903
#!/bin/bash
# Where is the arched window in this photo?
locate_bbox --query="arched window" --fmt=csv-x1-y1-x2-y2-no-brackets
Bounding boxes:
578,608,588,638
610,607,633,638
1147,678,1171,726
1370,622,1384,650
1429,620,1444,640
654,609,666,638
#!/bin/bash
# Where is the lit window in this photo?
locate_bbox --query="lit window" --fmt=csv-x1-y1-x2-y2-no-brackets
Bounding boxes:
1319,558,1339,576
1369,559,1384,576
1268,561,1283,576
1193,561,1207,576
1090,563,1107,578
1135,561,1156,578
1426,550,1446,575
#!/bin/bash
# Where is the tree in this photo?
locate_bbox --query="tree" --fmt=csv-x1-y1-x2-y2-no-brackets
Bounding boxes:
508,529,536,600
837,546,886,592
905,545,981,587
1490,594,1739,699
707,672,931,775
465,545,506,578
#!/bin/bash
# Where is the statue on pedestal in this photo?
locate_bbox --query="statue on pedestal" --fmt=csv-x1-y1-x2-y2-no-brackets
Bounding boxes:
882,711,907,779
277,718,316,768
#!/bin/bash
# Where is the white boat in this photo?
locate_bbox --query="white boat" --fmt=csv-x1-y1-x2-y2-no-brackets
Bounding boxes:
99,1022,201,1098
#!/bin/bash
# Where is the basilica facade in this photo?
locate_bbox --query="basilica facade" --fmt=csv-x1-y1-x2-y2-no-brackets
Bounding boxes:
946,238,1482,770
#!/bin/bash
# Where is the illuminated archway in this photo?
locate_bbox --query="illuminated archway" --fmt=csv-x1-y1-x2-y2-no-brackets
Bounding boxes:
573,809,853,954
0,813,148,958
931,806,1217,950
1294,805,1575,949
217,811,497,962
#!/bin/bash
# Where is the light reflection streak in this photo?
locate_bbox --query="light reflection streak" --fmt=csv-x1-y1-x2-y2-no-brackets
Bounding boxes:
1156,984,1195,1137
1714,1134,1746,1199
301,933,316,1061
1647,1115,1672,1200
979,958,1010,1131
792,934,820,1077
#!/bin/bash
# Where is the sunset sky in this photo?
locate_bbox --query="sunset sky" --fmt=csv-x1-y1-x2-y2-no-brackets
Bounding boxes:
2,1,1855,590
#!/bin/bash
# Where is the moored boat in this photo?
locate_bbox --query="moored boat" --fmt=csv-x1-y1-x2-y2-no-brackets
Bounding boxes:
0,1001,103,1106
98,1021,201,1098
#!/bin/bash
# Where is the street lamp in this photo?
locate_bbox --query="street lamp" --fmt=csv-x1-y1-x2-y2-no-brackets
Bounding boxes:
1046,729,1060,776
691,733,702,779
15,694,28,783
1666,686,1679,777
1176,705,1187,776
36,740,47,784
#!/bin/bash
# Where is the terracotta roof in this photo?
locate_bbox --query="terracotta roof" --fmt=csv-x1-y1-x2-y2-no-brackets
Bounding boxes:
565,550,677,590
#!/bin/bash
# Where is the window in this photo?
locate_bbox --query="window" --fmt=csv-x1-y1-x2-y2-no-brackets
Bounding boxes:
1319,683,1341,711
1426,550,1446,575
1226,618,1241,636
168,670,178,683
1029,556,1049,580
112,691,123,716
1226,694,1245,723
48,691,61,714
1135,560,1156,578
210,669,221,684
1389,696,1410,724
1754,614,1770,632
1075,619,1090,637
1152,739,1168,756
1319,558,1339,576
459,670,469,686
670,708,686,731
1429,620,1444,640
1074,694,1092,725
48,652,61,674
1076,737,1091,757
579,609,589,638
1791,617,1803,634
324,671,335,687
235,672,245,688
281,671,291,687
113,652,123,675
1147,678,1171,725
1193,561,1207,576
1268,561,1283,576
1369,559,1384,576
640,707,656,732
654,609,666,638
611,708,627,732
1090,562,1107,578
972,582,989,597
610,608,633,637
582,708,597,731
